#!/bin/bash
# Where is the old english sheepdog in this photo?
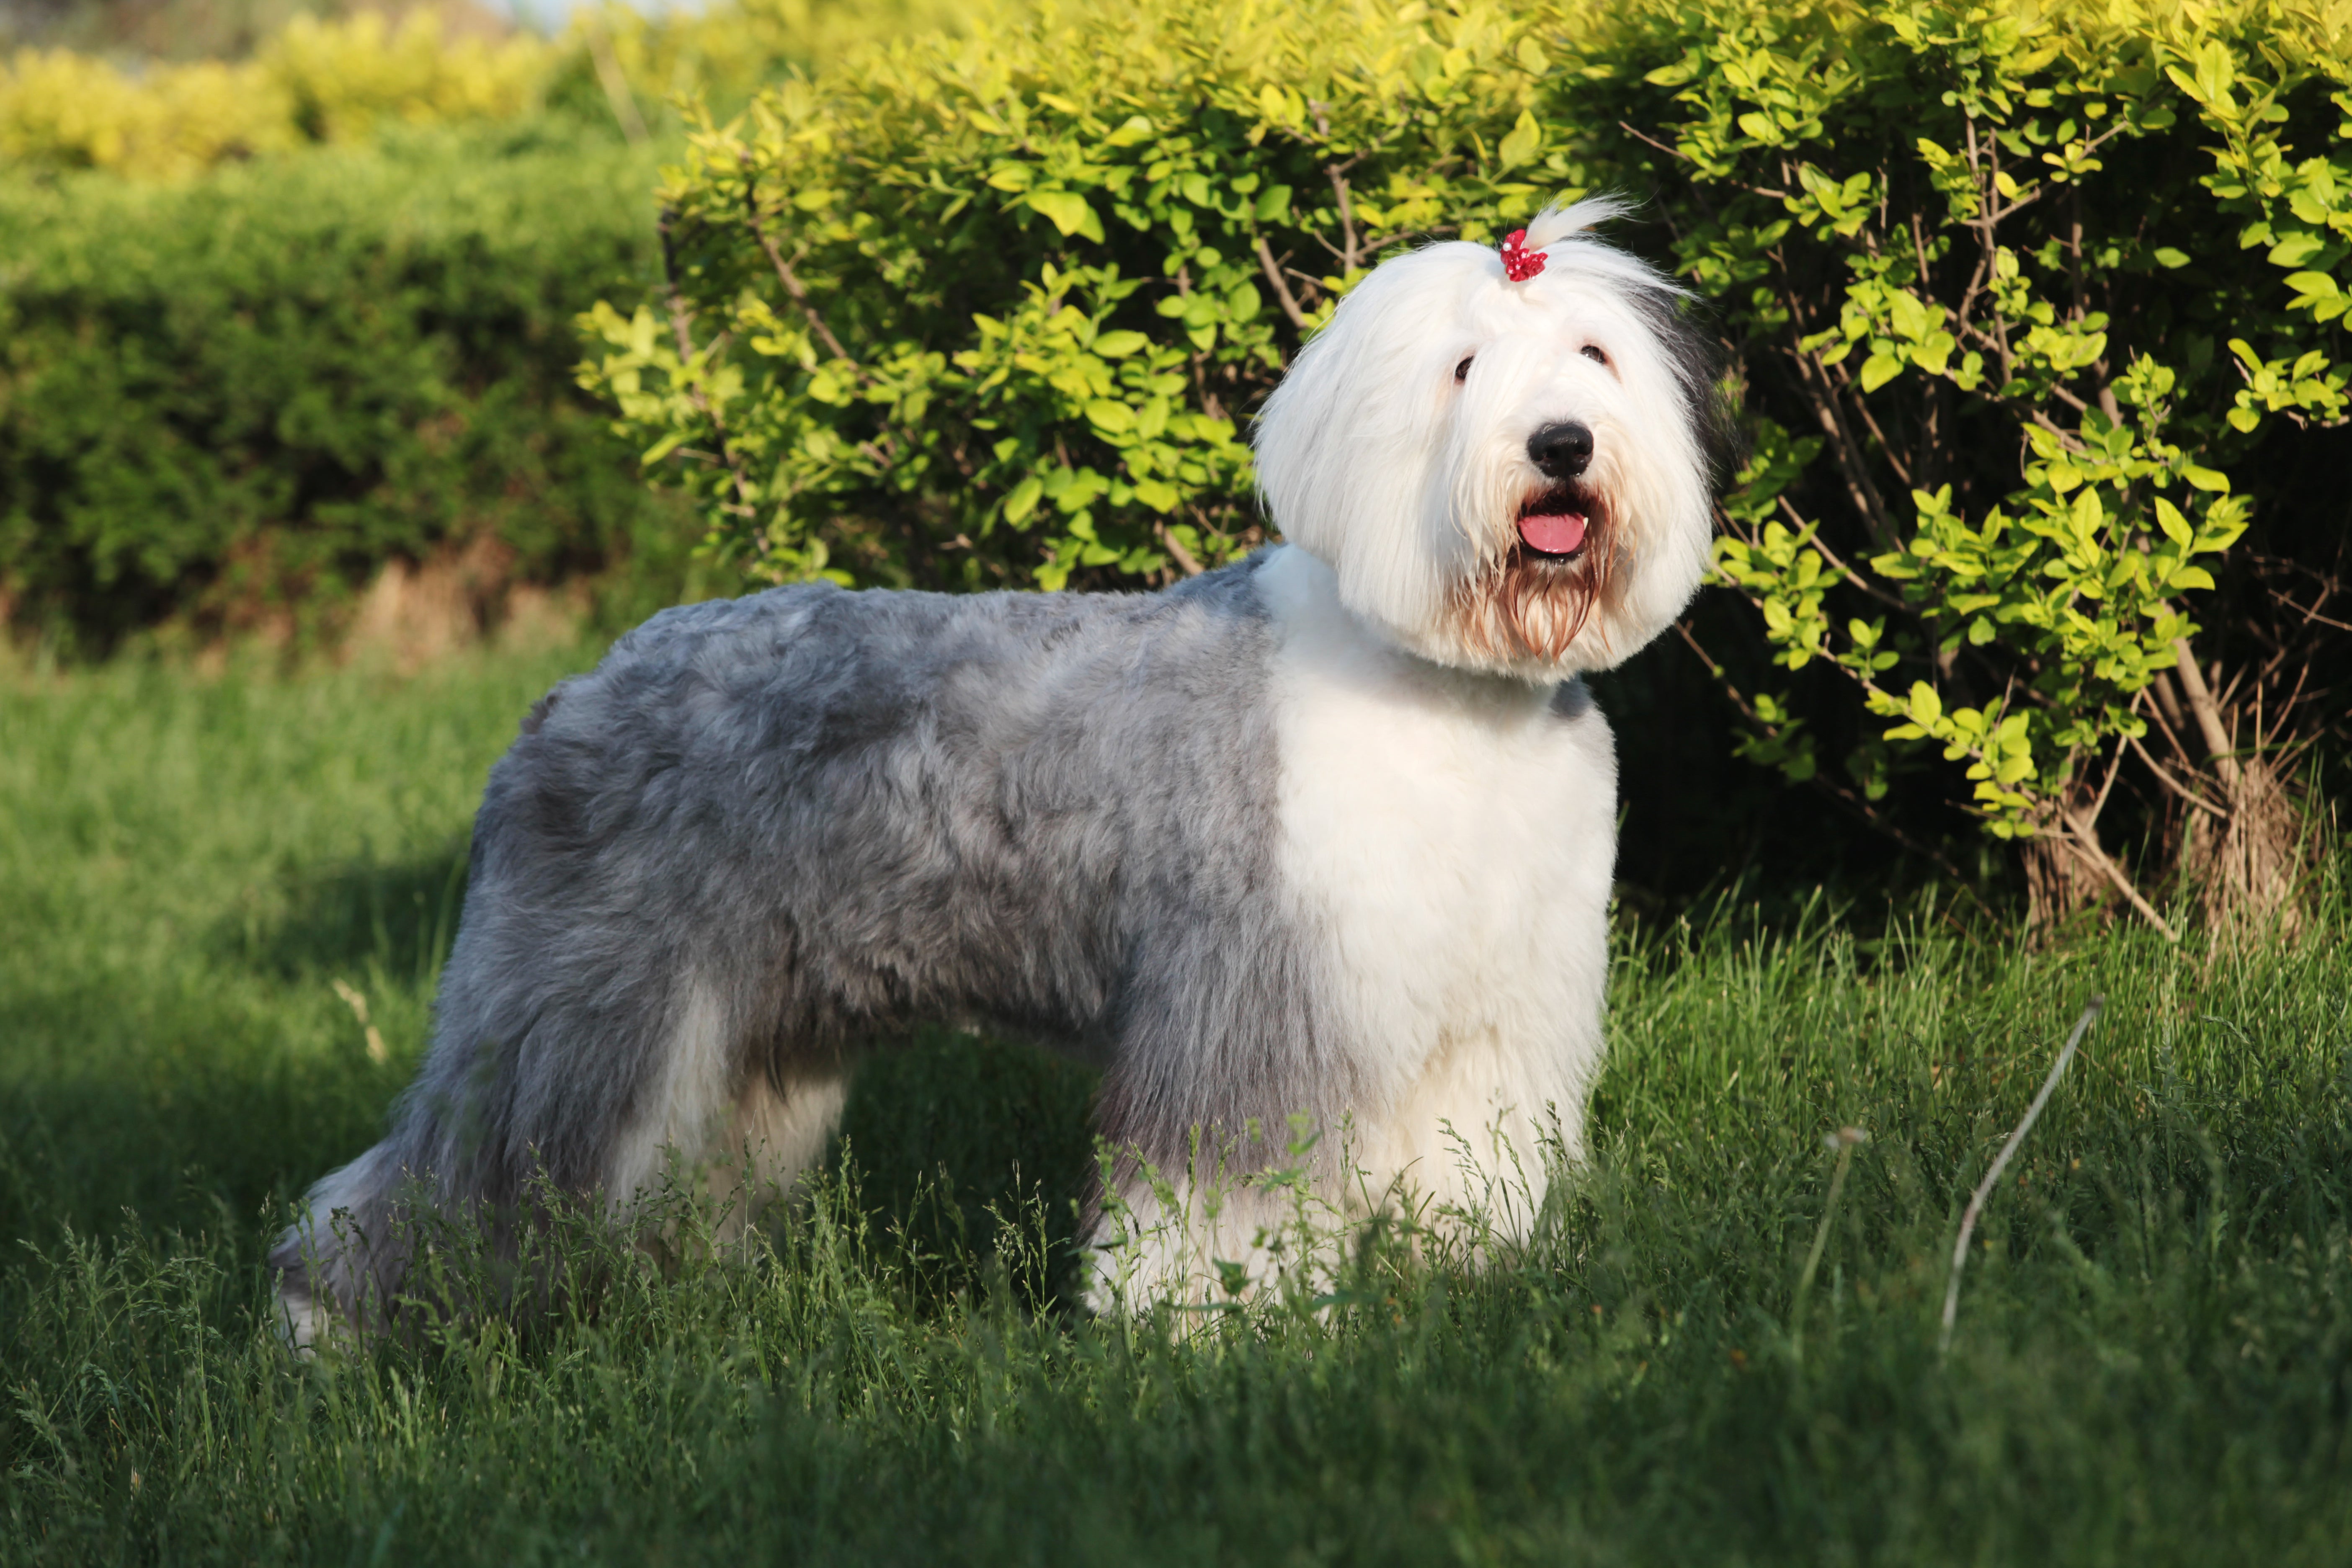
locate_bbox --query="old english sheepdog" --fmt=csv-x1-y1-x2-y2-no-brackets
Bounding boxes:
272,198,1732,1344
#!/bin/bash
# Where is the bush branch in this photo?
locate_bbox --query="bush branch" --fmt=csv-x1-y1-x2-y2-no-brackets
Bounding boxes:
2168,634,2242,789
1253,236,1310,330
2058,806,2178,941
657,209,756,518
738,158,862,374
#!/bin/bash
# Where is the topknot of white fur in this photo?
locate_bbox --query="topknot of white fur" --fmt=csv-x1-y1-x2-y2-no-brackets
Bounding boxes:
1254,195,1717,682
1521,194,1636,251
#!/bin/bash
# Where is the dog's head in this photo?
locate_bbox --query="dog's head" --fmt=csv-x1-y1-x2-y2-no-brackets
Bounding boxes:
1253,199,1736,681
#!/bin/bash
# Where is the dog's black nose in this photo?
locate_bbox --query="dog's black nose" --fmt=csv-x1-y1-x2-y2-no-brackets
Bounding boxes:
1527,422,1594,480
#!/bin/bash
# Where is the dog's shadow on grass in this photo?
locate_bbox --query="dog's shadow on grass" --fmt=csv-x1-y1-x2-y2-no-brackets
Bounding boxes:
828,1029,1101,1313
0,846,482,1251
223,838,475,985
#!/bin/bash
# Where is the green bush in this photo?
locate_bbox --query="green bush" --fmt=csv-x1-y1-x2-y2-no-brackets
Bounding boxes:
0,1,966,182
588,0,2350,908
584,0,1574,591
0,122,706,651
1598,0,2349,913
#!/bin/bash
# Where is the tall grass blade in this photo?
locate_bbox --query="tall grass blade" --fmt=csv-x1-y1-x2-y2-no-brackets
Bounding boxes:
1939,995,2104,1354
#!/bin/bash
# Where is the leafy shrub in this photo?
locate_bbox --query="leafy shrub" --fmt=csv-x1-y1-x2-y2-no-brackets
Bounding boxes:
264,8,557,143
0,46,297,177
1596,0,2349,926
589,0,2349,911
0,1,969,182
0,10,554,179
0,3,975,649
563,0,970,129
0,124,694,650
583,0,1572,591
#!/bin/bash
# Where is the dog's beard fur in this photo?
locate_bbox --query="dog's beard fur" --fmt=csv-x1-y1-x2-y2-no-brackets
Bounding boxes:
1449,499,1622,665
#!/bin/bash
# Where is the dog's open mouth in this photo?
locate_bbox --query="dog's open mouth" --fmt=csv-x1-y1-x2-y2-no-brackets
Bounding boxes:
1515,486,1595,560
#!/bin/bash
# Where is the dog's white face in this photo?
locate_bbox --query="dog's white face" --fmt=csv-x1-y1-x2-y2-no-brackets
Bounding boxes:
1254,199,1727,681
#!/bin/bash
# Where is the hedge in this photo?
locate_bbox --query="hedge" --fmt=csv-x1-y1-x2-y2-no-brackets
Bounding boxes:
0,2,983,652
0,122,691,650
0,1,968,182
586,0,2352,906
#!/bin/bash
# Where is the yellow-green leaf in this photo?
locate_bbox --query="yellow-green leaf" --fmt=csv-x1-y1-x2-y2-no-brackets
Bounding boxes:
1498,110,1542,170
1859,350,1904,392
2268,231,2330,268
1002,475,1044,526
1887,291,1930,340
1029,190,1098,238
2154,497,2192,545
1133,477,1179,511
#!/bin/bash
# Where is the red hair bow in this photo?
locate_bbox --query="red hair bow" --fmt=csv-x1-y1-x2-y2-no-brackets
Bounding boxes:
1499,229,1546,282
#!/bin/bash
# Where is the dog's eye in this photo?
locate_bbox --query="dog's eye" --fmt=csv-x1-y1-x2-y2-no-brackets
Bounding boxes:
1454,355,1475,384
1580,344,1611,368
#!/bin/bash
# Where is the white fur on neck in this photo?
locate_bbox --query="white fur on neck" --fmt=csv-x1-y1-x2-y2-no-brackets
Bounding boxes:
1259,544,1616,1220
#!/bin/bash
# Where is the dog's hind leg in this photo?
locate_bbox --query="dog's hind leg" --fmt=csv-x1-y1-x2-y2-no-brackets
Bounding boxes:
602,977,852,1237
271,974,848,1348
701,1066,852,1240
268,1144,409,1353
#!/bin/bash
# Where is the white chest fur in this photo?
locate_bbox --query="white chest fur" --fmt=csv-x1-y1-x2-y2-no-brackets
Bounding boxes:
1256,546,1618,1199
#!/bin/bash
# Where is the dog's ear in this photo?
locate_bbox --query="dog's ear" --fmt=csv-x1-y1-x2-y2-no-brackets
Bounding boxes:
1633,284,1744,495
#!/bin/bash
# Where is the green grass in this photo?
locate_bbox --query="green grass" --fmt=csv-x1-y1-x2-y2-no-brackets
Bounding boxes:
5,640,2351,1564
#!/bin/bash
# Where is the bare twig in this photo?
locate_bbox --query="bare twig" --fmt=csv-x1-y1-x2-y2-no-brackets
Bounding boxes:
2169,635,2243,788
2265,587,2352,634
2027,408,2091,449
2040,382,2092,416
1770,496,1908,611
2125,732,2229,820
1156,520,1204,577
1616,120,1692,164
2087,732,2129,821
1818,353,1917,489
1941,996,2103,1354
1959,116,2017,385
2142,673,2200,768
2059,807,2178,941
657,210,757,518
1326,159,1361,274
1777,282,1902,554
1253,235,1310,330
583,19,649,147
1188,356,1228,423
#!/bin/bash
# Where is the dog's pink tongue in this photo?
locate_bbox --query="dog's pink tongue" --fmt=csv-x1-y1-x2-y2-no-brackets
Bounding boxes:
1517,511,1588,555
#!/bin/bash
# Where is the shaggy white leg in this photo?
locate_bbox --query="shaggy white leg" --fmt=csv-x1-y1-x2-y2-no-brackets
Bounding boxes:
704,1069,851,1237
605,978,851,1231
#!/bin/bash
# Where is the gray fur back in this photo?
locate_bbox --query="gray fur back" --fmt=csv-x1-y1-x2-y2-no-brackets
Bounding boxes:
386,552,1328,1205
